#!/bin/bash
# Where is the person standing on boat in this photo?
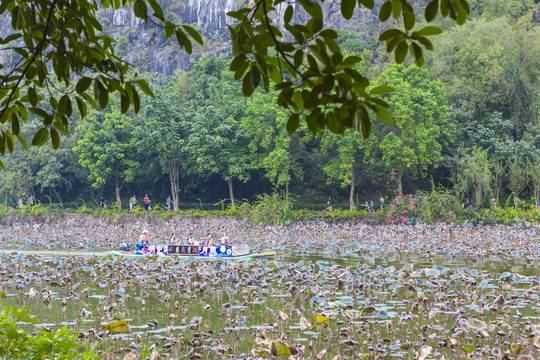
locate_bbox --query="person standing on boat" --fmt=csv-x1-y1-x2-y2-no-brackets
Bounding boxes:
140,229,149,245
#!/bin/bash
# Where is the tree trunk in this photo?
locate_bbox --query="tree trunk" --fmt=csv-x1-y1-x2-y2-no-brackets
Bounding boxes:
169,160,180,211
397,170,403,195
285,182,289,202
115,175,122,210
228,178,235,207
349,164,355,210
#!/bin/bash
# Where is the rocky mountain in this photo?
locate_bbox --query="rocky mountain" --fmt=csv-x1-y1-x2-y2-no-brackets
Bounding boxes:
96,0,387,74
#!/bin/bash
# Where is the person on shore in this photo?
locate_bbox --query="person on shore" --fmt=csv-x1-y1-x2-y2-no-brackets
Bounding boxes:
99,196,104,210
325,197,332,211
129,195,136,212
380,196,384,210
370,200,375,212
169,233,178,245
365,200,370,212
143,194,150,210
166,196,172,211
18,197,23,209
491,198,497,210
29,195,35,208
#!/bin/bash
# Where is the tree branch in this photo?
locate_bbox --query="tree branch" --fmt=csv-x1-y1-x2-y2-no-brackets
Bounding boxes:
0,0,59,121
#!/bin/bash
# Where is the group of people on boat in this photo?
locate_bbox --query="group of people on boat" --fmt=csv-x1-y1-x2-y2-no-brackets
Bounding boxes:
139,229,229,247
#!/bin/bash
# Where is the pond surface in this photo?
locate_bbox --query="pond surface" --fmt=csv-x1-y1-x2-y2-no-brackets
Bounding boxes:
0,223,539,359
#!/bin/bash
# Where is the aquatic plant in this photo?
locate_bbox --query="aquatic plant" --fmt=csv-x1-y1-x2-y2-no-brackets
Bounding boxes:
0,221,539,359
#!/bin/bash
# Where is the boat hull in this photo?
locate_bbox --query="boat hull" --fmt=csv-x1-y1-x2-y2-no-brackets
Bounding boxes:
111,249,276,259
112,243,275,259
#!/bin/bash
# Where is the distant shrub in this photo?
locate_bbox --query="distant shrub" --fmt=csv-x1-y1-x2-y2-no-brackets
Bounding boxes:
415,185,465,224
242,193,293,225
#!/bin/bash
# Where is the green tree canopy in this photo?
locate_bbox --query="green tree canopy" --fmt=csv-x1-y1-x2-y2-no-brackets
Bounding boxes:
242,91,305,200
373,65,452,193
0,0,472,163
137,80,188,211
74,107,139,209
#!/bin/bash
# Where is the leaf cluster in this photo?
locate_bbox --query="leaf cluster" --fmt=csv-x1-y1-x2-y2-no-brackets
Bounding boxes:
0,0,202,165
228,0,469,138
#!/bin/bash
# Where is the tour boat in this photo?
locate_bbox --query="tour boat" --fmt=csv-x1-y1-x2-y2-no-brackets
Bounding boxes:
111,243,276,259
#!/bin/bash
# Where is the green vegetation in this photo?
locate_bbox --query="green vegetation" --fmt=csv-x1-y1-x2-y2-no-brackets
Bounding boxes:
0,305,96,359
0,1,538,224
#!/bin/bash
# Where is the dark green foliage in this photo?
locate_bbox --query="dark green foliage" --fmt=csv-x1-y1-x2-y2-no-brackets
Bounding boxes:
0,0,538,215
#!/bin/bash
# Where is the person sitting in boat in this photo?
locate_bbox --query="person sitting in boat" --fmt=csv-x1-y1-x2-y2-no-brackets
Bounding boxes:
140,229,149,245
219,234,229,246
199,234,213,255
187,234,198,246
169,233,179,245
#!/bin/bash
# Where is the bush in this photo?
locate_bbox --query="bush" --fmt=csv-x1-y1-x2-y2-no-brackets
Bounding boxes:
414,185,465,224
0,305,97,359
242,193,293,225
386,193,418,225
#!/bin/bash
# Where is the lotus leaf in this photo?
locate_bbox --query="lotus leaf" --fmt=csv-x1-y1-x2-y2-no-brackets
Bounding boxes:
314,314,330,326
270,340,291,356
101,320,129,334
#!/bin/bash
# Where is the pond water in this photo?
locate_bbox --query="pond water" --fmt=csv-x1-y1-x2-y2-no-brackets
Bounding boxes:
0,223,539,359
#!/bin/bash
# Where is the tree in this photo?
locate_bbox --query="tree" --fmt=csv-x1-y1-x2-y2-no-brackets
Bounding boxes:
319,128,377,210
490,156,506,206
0,0,207,163
0,0,471,160
429,17,539,140
373,65,452,194
138,80,187,211
228,0,470,137
507,156,529,209
453,147,492,205
242,91,305,200
530,156,540,206
74,108,140,209
186,109,251,207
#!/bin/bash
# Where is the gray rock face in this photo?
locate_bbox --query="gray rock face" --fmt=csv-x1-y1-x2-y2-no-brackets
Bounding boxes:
0,0,386,75
181,0,239,35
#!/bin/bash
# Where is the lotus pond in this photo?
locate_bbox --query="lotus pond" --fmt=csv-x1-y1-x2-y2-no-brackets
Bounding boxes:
0,221,539,360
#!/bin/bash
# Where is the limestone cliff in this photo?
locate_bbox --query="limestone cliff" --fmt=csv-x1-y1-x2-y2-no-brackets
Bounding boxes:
98,0,386,74
0,0,387,76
